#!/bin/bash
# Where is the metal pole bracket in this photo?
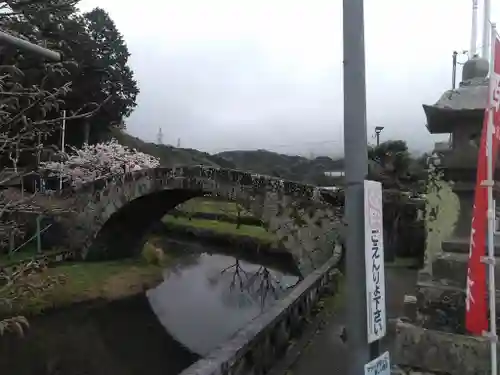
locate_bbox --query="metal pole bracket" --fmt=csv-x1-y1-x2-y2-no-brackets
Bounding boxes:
481,256,497,265
483,331,499,343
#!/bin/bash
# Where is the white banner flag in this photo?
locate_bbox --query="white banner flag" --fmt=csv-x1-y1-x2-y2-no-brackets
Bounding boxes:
364,180,386,343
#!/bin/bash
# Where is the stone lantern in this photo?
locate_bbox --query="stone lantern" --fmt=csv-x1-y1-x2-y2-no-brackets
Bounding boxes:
424,57,492,247
415,56,500,333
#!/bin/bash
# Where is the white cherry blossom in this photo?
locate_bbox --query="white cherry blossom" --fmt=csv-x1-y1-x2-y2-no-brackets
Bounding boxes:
40,139,160,187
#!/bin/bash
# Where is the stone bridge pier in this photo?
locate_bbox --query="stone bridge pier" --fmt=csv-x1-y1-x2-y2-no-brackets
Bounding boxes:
53,166,344,274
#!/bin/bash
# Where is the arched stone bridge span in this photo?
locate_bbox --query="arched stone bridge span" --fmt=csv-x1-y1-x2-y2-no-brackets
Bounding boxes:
56,166,343,274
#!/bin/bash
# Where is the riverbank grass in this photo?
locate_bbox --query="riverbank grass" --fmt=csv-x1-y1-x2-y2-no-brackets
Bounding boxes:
2,241,170,316
180,198,252,217
163,215,276,242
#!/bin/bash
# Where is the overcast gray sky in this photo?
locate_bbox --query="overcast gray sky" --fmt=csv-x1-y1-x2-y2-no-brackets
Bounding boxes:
77,0,500,156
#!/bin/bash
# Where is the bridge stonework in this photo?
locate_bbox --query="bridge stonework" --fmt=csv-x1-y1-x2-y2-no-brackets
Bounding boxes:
56,166,343,274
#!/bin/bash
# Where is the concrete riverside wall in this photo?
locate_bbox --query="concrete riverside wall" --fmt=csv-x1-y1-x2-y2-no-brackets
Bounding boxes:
179,255,341,375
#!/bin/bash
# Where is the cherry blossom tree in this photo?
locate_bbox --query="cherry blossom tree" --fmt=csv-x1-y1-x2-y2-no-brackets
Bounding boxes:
0,58,106,335
0,1,111,334
40,139,160,187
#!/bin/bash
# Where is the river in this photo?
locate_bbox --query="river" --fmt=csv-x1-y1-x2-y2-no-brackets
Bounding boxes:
149,243,300,356
0,238,300,375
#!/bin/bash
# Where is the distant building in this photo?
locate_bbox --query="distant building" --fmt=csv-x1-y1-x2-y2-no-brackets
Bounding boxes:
324,169,345,186
320,186,341,191
324,170,345,178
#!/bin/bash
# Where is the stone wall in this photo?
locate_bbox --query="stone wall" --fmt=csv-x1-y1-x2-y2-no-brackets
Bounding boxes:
392,321,494,375
178,255,340,375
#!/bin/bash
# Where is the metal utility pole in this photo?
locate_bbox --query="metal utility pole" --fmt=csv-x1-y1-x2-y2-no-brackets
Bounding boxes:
0,29,62,62
59,110,66,190
452,51,458,89
470,0,479,58
482,0,491,59
374,126,384,146
343,0,372,374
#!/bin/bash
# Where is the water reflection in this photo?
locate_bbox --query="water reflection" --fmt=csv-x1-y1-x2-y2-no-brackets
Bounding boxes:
147,251,299,356
210,260,297,309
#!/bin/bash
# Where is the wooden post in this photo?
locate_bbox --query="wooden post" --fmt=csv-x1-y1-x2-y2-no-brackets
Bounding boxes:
236,204,242,229
37,133,41,166
36,214,42,254
8,230,14,259
83,121,90,145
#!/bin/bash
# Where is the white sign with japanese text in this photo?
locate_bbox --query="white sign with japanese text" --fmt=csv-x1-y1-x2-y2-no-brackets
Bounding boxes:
364,180,386,343
364,351,391,375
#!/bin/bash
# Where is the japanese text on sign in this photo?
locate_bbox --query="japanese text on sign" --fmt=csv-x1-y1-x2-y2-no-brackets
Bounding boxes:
364,180,386,343
364,351,391,375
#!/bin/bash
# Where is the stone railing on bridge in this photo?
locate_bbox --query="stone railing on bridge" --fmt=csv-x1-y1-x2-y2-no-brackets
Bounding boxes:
179,254,340,375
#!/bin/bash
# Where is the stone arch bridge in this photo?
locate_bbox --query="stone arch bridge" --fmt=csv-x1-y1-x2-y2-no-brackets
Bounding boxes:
52,166,344,274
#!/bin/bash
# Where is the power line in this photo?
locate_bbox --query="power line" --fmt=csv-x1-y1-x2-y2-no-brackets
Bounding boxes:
206,138,343,153
205,124,378,153
168,129,382,154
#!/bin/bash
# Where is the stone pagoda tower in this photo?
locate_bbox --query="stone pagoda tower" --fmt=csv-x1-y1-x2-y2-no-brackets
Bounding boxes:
416,56,500,333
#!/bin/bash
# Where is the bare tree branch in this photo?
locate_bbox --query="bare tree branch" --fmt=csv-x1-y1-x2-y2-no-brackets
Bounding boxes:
0,4,109,332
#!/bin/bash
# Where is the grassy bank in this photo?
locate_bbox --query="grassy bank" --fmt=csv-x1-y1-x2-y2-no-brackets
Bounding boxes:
0,248,66,267
1,241,170,316
0,198,270,316
179,198,252,217
163,215,275,242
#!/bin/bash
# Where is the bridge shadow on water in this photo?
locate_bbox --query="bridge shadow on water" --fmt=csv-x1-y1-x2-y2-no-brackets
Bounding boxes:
0,237,300,375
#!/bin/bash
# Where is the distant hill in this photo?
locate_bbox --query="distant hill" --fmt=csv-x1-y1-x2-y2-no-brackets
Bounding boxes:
216,150,343,185
111,129,236,169
113,130,342,185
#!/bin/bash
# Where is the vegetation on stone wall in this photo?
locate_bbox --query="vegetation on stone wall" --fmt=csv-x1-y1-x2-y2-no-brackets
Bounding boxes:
422,158,459,273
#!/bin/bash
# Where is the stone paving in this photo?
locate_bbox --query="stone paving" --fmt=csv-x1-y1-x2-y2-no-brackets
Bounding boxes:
392,367,440,375
288,267,421,375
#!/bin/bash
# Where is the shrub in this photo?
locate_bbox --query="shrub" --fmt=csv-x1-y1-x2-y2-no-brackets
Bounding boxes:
141,241,165,266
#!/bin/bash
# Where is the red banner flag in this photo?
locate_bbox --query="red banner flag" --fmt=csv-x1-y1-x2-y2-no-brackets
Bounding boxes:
465,35,500,335
465,115,489,334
